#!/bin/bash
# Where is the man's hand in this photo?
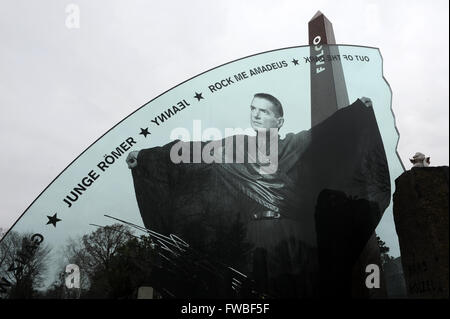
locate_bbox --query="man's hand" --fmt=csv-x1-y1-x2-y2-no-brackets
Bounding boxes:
359,97,373,108
126,151,139,169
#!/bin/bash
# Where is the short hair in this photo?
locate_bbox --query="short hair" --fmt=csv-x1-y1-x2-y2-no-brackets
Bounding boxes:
253,93,284,118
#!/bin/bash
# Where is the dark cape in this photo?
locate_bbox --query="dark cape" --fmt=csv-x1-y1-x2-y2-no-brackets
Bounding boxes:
131,99,391,298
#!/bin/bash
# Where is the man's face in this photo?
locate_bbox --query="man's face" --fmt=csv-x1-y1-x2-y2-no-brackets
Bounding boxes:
250,97,284,131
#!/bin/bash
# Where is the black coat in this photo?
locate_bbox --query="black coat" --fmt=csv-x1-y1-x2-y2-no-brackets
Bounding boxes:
131,99,390,298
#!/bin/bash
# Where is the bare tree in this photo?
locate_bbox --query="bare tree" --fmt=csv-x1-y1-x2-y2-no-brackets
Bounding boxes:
0,231,51,298
63,224,134,296
376,235,394,267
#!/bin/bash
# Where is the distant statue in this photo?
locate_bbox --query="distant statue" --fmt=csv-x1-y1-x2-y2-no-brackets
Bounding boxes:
410,152,430,167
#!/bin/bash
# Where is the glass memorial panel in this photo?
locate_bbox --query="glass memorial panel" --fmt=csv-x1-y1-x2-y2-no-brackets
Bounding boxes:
0,45,404,299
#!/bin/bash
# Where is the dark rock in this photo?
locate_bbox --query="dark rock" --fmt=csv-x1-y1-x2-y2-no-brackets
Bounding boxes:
393,166,449,298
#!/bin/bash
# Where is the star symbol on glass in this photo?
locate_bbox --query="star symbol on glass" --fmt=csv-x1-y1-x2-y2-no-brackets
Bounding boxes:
46,213,61,227
194,92,204,101
140,127,150,138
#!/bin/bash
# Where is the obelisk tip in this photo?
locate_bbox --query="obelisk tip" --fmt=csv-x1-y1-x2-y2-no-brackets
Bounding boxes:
310,11,324,21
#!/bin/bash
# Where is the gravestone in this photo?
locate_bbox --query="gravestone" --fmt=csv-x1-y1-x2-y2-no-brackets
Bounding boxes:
137,286,154,299
384,257,407,298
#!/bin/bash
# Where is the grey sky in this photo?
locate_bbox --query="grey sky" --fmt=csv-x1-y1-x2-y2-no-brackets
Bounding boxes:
0,0,448,236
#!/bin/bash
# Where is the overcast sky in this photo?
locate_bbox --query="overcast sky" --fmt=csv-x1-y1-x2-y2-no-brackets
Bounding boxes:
0,0,448,232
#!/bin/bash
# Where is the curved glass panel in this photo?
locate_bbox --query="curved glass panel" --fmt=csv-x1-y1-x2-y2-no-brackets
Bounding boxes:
0,45,403,299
